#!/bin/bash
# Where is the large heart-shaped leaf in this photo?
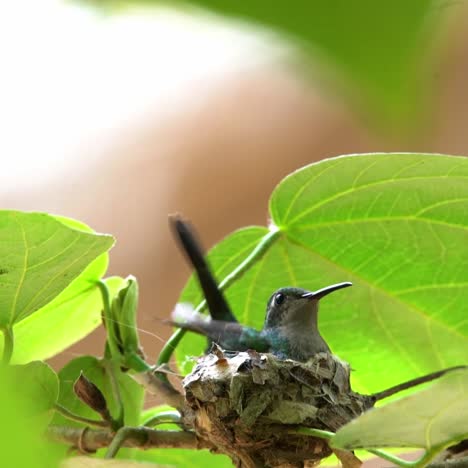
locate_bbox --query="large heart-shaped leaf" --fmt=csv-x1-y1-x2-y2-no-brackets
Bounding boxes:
332,368,468,450
177,154,468,394
0,211,114,326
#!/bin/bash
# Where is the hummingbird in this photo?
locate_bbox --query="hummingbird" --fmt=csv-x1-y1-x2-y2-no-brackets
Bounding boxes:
171,283,351,361
170,214,352,360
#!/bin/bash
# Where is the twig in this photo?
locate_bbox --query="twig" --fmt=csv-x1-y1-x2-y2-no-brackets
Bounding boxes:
53,403,110,428
47,425,207,452
371,366,467,401
130,369,184,409
104,361,124,428
142,410,182,427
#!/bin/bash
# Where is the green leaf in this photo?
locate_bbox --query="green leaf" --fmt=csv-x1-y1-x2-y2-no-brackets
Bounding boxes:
112,276,140,353
332,368,468,450
52,356,144,428
177,154,468,395
7,361,59,428
0,211,114,327
0,365,62,467
53,356,144,460
6,276,124,364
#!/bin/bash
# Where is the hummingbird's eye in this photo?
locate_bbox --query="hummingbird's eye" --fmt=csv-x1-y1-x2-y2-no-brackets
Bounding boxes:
274,293,285,306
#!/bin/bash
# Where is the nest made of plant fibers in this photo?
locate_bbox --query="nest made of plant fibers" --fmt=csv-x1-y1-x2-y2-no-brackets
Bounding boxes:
182,347,373,468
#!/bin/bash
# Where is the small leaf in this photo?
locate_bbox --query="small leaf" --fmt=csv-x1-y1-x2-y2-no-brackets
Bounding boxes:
112,276,140,353
332,368,468,450
0,211,114,327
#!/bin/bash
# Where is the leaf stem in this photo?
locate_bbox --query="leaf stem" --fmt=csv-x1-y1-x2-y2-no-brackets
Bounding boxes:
98,280,120,359
292,427,334,439
105,426,148,459
142,410,182,427
125,352,152,373
53,403,110,428
2,326,14,365
157,228,280,366
104,361,124,429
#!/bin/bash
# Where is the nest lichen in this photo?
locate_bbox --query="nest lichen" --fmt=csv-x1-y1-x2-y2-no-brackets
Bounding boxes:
182,347,373,467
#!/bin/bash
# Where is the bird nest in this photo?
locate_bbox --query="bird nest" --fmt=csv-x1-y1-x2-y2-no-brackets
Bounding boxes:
182,346,374,467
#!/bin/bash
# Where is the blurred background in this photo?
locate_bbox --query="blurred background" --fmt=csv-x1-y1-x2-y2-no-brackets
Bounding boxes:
2,0,468,392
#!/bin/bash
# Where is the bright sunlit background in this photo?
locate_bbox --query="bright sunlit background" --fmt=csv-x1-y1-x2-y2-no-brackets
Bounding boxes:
1,0,285,191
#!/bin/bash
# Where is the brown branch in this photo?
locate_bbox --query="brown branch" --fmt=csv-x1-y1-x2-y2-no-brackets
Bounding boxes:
47,425,208,452
130,370,184,409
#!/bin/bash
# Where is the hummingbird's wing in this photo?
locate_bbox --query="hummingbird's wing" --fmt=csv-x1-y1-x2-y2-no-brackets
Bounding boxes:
171,304,268,352
169,215,238,323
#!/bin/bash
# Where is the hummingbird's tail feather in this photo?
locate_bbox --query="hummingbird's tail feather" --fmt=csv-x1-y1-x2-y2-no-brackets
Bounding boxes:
169,214,238,323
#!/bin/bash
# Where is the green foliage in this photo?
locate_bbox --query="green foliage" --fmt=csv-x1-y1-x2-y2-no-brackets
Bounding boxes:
177,154,468,396
52,355,144,428
0,365,62,468
0,211,116,363
0,211,113,326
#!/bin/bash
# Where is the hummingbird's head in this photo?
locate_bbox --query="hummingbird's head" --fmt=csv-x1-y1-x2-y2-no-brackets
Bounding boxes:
263,282,352,330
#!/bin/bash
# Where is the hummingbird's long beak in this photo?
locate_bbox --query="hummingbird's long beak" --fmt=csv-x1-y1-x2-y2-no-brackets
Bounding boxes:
302,282,352,300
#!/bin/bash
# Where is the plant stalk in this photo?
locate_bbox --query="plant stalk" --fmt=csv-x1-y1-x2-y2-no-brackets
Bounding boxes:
2,326,14,365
